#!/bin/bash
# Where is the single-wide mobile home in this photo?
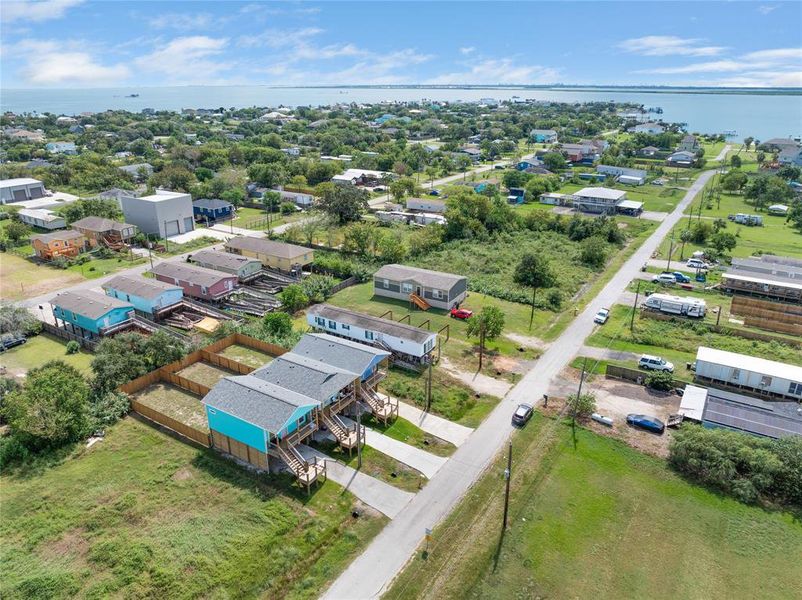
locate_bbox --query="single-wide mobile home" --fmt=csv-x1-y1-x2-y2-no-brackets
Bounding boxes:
694,346,802,402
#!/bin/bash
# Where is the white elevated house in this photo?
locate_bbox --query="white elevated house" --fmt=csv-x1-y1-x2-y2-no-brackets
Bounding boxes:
694,347,802,402
307,304,437,365
572,187,631,214
596,165,647,185
17,208,66,230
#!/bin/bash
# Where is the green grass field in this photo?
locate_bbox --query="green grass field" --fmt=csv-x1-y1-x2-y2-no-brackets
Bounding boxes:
176,361,237,388
386,416,802,600
0,417,387,600
0,334,94,377
362,414,456,457
130,383,208,431
230,207,305,231
66,256,146,279
217,344,276,369
556,181,688,212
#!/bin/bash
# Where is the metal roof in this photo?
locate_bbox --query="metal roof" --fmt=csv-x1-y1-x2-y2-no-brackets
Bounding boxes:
574,187,627,200
18,208,62,222
696,347,802,383
202,375,319,434
308,304,435,344
151,261,237,288
51,289,133,320
102,274,182,300
292,333,389,375
722,271,802,291
730,258,802,280
190,249,260,272
702,389,802,439
224,236,311,259
193,198,233,210
251,352,357,403
617,199,644,210
374,264,466,290
678,385,708,421
0,177,44,187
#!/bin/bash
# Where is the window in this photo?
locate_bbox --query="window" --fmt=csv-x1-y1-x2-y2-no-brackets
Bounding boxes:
201,286,208,295
382,279,390,289
328,320,336,329
760,375,772,387
433,289,443,299
365,331,374,341
402,283,412,293
731,369,740,381
789,382,802,396
341,324,350,330
315,316,325,326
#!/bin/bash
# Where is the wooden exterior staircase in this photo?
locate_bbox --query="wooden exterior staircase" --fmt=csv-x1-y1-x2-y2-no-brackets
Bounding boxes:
360,385,398,424
271,440,326,493
321,410,360,450
409,292,430,311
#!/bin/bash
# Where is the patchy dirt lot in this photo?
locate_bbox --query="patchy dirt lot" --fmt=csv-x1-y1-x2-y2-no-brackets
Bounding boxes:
548,369,682,457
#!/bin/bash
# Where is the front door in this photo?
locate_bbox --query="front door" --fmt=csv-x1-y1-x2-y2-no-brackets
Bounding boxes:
415,286,422,296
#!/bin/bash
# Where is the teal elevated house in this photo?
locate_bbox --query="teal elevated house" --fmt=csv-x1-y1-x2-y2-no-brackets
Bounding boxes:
51,289,134,337
102,274,183,317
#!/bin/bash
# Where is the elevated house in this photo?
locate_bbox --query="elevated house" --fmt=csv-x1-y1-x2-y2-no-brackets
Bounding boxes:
572,187,630,215
224,236,313,273
694,347,802,403
70,216,138,249
192,198,234,223
0,178,47,204
596,165,647,185
102,274,183,317
307,304,438,366
18,208,66,230
151,261,237,302
677,135,700,153
51,289,134,337
31,230,86,260
373,264,468,310
666,150,697,168
189,249,262,282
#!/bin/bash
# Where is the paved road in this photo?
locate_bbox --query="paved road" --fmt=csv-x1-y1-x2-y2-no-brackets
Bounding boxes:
367,161,509,208
321,148,729,600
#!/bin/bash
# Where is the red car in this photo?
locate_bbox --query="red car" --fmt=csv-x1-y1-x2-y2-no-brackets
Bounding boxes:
450,308,473,319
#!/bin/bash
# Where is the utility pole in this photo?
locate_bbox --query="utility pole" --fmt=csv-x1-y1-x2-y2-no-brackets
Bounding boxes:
356,404,362,469
630,279,641,332
666,234,674,272
573,358,587,428
502,440,512,531
426,359,433,412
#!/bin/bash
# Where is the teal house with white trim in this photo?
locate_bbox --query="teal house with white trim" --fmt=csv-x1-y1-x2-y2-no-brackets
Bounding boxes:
51,289,134,337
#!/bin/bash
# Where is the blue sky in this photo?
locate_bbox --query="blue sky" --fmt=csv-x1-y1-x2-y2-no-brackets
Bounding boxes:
2,1,801,88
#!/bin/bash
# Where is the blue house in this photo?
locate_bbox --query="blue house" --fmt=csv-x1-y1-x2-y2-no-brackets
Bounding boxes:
51,289,134,337
102,274,183,316
517,158,542,171
374,114,396,125
530,129,558,143
507,187,526,204
193,198,234,223
45,142,77,155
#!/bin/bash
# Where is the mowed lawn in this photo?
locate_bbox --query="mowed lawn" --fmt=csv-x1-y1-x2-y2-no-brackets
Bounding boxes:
0,334,94,378
0,418,387,600
217,343,277,369
387,417,802,600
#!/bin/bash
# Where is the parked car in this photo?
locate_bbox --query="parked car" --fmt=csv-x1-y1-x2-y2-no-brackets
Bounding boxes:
512,403,534,426
450,307,473,320
672,271,691,283
428,189,441,196
652,273,677,285
0,335,27,352
686,258,707,270
638,354,674,372
593,308,610,324
626,414,666,434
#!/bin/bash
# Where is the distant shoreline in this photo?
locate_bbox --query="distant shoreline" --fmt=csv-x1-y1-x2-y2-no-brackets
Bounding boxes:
4,84,801,97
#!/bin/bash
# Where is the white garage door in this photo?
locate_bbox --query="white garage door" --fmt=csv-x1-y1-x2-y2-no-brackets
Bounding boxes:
164,220,180,236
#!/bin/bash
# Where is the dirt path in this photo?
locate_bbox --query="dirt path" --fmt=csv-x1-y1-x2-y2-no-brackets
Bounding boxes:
503,332,548,351
439,356,513,397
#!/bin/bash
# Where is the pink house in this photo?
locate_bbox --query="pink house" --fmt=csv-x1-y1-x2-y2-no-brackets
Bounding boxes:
150,261,237,302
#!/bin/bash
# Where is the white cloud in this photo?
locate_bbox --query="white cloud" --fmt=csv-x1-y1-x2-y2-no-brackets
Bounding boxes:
20,44,130,87
135,36,231,81
2,0,83,23
426,58,560,85
146,13,216,30
741,47,802,61
238,27,323,49
689,71,802,88
459,47,475,55
757,5,779,15
618,36,726,57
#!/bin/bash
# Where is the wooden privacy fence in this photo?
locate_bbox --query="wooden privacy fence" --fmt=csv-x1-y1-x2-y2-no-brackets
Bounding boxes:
606,365,688,389
639,309,802,348
131,399,211,447
201,349,253,374
730,296,802,336
329,276,359,295
40,323,98,350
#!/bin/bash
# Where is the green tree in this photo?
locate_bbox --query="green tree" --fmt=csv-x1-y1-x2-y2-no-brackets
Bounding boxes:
389,177,417,202
679,228,693,260
513,253,555,329
376,228,408,263
579,236,609,270
541,152,566,171
4,221,29,244
743,136,754,151
720,170,747,193
262,312,293,337
248,162,287,188
316,183,369,224
4,361,90,445
710,231,737,254
730,155,742,168
279,284,309,313
0,303,42,337
568,391,596,419
465,305,505,369
343,222,379,256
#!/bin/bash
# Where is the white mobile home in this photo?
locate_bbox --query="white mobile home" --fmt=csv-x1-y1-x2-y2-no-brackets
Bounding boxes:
307,304,437,363
694,347,802,402
17,208,66,230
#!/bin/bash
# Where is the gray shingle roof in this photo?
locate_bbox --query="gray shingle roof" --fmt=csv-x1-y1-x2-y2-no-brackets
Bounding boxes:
202,375,319,434
374,264,466,290
151,261,237,288
51,289,132,320
102,274,182,300
31,230,85,244
308,304,435,344
190,249,261,272
224,236,311,259
193,198,233,210
292,333,389,375
71,215,135,232
251,352,357,402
